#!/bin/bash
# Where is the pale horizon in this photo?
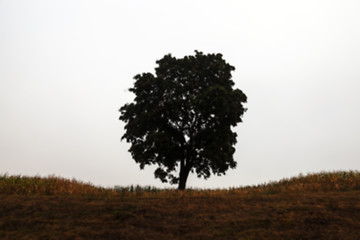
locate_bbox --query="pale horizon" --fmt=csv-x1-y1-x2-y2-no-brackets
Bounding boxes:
1,0,360,188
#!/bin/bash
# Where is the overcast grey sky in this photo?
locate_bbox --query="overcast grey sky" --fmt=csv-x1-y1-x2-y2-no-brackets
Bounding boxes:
1,0,360,188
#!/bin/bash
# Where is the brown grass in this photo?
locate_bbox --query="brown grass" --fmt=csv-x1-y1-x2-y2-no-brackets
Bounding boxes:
1,171,360,239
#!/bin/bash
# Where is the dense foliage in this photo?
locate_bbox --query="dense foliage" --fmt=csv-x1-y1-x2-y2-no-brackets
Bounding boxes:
119,51,247,189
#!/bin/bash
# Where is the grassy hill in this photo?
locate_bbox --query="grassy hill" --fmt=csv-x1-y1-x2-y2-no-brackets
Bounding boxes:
1,171,360,239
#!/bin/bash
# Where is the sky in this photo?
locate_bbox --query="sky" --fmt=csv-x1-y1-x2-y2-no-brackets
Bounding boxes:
1,0,360,189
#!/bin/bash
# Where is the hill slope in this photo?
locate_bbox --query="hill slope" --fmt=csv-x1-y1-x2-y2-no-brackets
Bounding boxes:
1,171,360,240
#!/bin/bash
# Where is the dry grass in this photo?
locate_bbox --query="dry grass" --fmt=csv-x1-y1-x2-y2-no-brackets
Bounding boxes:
0,174,113,195
1,171,360,239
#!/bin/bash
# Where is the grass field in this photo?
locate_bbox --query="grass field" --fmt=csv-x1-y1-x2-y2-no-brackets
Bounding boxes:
1,171,360,239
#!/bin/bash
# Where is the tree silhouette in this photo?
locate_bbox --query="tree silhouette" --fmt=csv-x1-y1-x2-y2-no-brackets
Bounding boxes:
119,51,247,190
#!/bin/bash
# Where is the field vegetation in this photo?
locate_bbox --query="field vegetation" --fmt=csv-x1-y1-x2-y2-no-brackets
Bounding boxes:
1,171,360,239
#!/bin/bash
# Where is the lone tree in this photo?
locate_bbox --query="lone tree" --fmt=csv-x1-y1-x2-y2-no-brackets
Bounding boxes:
119,51,247,190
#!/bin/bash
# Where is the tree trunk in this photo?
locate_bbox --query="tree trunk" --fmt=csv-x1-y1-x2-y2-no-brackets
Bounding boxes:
178,166,190,190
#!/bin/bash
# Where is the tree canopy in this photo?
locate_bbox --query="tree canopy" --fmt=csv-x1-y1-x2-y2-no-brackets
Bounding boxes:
119,51,247,189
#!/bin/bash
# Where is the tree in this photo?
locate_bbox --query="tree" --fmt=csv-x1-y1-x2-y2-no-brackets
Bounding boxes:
119,51,247,190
